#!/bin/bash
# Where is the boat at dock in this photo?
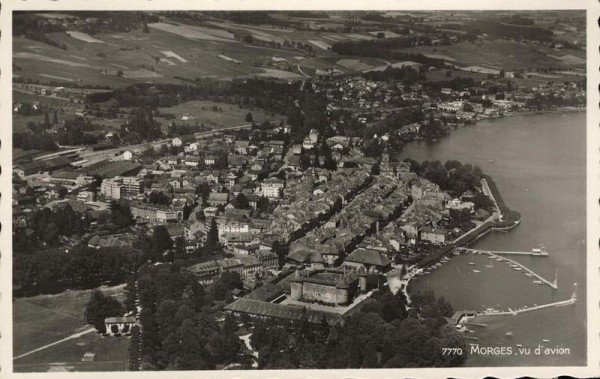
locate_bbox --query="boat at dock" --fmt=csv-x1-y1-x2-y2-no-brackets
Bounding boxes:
531,244,549,256
533,280,543,284
513,267,523,271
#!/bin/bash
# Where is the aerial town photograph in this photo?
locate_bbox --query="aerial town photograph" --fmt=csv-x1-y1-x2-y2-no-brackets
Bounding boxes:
10,9,586,373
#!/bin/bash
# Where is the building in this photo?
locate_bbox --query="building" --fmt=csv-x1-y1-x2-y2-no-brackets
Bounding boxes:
100,178,122,200
101,176,143,200
207,192,229,206
420,227,448,244
289,268,364,306
205,155,216,166
261,178,284,199
224,298,344,325
172,135,196,147
185,156,202,167
77,190,95,202
343,247,392,274
104,316,136,335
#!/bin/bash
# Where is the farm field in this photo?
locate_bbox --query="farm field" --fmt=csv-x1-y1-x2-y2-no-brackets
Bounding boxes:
13,284,127,357
401,40,568,70
13,24,308,88
157,99,284,130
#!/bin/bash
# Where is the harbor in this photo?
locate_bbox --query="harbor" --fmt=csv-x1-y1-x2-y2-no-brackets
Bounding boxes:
460,248,558,290
402,110,586,366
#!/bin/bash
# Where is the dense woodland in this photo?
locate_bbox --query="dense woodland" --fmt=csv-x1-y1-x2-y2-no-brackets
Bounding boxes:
136,263,246,370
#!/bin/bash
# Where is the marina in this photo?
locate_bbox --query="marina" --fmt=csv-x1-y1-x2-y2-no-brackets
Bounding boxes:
458,248,558,290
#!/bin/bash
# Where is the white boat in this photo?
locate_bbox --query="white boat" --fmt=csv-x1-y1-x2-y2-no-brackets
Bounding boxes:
504,331,514,337
495,257,503,261
513,267,523,271
525,273,533,278
533,280,543,284
531,244,549,256
468,262,476,266
472,269,481,273
542,339,550,343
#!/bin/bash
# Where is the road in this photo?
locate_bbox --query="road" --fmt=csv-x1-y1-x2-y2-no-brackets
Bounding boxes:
13,327,96,361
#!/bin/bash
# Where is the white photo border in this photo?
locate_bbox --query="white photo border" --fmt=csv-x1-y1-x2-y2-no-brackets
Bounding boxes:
1,1,598,378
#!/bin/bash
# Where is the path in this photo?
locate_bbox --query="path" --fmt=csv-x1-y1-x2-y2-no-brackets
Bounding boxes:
239,333,258,368
14,327,96,361
296,64,311,78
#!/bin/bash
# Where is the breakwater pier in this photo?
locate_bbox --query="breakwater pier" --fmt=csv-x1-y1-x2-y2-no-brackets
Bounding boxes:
459,248,558,290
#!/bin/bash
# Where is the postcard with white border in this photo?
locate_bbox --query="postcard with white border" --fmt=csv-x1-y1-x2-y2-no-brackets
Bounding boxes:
1,1,599,378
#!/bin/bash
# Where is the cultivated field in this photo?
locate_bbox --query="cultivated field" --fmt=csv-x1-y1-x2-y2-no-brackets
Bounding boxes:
402,40,573,70
13,284,128,371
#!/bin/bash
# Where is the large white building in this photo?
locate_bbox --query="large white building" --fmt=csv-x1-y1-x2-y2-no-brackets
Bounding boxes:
100,176,143,200
261,178,284,199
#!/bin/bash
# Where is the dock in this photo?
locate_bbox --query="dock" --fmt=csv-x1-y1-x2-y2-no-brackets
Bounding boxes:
462,247,549,257
460,248,558,290
478,297,576,316
476,283,577,317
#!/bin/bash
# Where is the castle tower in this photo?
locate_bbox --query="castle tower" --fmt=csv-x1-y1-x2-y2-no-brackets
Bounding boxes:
357,266,368,294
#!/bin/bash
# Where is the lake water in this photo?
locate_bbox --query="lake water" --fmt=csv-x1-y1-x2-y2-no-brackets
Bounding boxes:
400,111,587,366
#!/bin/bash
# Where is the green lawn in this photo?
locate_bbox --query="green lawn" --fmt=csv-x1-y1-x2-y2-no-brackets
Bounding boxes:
14,332,131,372
13,285,127,358
158,99,283,129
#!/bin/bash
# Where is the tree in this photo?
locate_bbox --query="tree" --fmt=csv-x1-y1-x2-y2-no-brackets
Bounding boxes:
111,202,134,228
257,196,269,214
116,70,124,77
205,218,220,253
174,236,187,260
370,163,380,175
245,112,253,122
53,110,59,125
196,183,211,205
84,288,124,333
232,193,250,209
44,112,50,127
151,225,173,260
